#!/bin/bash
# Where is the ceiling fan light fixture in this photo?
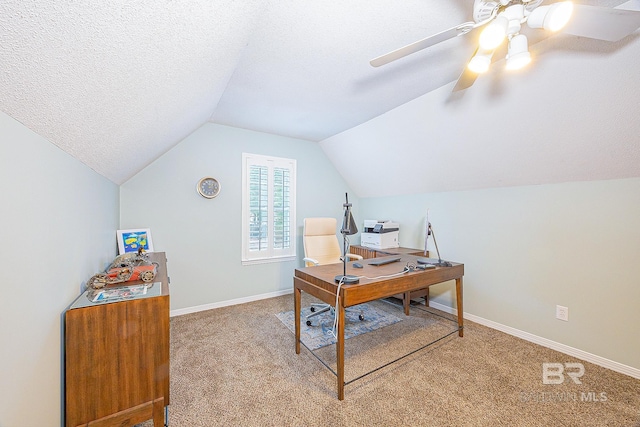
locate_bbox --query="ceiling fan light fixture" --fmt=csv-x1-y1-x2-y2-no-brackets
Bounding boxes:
503,3,526,34
479,15,509,49
468,48,494,74
527,1,573,32
505,34,531,70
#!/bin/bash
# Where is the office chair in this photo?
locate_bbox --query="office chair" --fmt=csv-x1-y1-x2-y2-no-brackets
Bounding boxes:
302,217,363,326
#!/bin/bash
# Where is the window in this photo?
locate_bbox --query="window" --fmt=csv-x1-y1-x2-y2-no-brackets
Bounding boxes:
242,153,296,264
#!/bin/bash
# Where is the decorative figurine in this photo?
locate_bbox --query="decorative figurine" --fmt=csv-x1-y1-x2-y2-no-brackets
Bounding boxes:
86,248,157,289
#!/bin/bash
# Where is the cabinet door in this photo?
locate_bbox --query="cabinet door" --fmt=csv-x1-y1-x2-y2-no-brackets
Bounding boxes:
65,295,169,426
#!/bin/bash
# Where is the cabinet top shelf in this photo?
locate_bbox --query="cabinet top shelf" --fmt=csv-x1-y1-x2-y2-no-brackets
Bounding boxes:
68,251,169,310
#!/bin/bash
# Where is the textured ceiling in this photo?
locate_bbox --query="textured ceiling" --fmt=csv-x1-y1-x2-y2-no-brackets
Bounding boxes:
0,0,638,187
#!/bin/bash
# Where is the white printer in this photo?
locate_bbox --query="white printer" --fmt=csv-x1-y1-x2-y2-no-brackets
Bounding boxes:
361,220,399,249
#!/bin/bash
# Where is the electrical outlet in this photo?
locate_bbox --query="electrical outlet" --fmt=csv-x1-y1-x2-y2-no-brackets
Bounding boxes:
556,305,569,321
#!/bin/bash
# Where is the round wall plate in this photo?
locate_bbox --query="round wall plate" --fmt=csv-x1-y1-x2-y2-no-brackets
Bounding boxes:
197,177,221,198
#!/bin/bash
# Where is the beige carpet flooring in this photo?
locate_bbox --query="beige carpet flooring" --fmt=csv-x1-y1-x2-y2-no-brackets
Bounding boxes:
138,294,640,426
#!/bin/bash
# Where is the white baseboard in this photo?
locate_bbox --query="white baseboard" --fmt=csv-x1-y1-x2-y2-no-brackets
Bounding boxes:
428,300,640,380
170,288,293,317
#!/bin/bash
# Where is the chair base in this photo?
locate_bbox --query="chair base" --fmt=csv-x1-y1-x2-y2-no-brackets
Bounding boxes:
305,303,364,326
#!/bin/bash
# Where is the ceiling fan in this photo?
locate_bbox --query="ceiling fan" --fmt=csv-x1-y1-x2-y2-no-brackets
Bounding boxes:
370,0,640,90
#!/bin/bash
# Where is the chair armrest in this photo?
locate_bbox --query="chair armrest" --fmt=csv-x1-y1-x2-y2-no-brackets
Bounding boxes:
344,253,363,261
303,257,320,266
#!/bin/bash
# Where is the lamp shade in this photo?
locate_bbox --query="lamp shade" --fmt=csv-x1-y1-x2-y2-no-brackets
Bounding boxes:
527,1,573,32
506,34,531,70
468,48,494,74
340,193,358,235
479,15,509,49
341,210,358,235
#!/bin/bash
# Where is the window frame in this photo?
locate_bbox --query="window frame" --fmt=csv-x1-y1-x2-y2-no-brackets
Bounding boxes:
241,153,297,265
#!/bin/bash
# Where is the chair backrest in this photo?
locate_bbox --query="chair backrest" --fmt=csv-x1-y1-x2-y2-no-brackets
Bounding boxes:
303,218,342,267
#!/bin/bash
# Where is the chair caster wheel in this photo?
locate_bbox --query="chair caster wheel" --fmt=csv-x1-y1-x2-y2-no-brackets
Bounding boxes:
359,314,364,321
306,320,312,326
310,307,316,312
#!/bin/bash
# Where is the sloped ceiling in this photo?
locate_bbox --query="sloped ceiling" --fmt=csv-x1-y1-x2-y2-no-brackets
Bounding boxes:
0,0,638,190
321,31,640,197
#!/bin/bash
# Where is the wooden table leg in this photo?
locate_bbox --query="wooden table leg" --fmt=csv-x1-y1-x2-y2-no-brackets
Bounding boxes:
456,277,464,337
425,287,430,307
403,291,410,315
294,286,301,354
337,297,345,400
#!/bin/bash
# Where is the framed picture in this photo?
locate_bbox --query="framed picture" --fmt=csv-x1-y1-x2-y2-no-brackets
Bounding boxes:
117,229,154,254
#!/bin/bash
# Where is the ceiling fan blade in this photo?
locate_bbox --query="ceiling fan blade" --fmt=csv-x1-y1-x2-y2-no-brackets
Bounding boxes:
452,50,480,92
562,3,640,42
370,22,477,67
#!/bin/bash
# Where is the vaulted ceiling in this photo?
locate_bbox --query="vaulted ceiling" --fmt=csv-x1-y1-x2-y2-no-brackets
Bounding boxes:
1,0,638,190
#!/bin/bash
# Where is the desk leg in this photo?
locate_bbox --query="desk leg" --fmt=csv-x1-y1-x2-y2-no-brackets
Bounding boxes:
456,277,464,337
403,291,410,316
294,286,301,354
336,298,345,400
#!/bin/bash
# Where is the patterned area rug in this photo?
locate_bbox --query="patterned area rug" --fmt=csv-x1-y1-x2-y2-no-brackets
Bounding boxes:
276,302,402,351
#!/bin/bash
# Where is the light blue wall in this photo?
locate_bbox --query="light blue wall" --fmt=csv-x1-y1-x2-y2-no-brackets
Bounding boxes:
120,123,356,310
359,178,640,370
0,112,119,426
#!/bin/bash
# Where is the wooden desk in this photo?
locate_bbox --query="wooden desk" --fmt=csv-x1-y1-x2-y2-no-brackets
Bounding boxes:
350,245,431,314
293,254,463,400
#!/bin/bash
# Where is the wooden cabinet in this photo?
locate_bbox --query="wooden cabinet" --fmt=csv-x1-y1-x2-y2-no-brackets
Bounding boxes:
65,252,170,427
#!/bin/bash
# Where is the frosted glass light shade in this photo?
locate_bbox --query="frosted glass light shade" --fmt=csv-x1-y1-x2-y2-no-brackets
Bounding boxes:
528,1,573,32
468,49,494,73
506,34,531,70
479,15,509,49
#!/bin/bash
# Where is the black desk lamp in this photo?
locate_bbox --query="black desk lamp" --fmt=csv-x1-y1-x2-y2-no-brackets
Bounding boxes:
335,193,360,284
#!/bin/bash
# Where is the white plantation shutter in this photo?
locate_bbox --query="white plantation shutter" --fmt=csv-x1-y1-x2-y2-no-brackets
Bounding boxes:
272,166,291,250
242,153,296,263
248,164,269,252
